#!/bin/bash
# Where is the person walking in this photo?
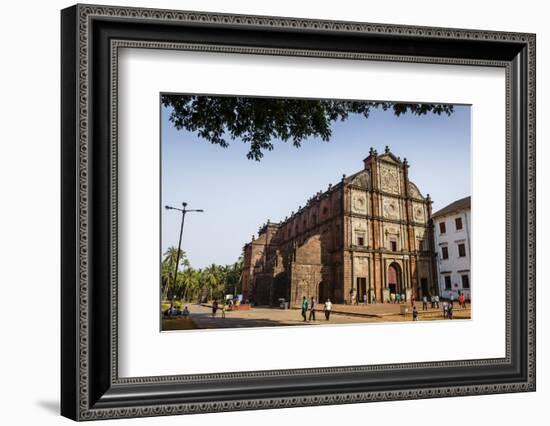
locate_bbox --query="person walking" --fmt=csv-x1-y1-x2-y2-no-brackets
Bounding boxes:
324,298,333,321
309,297,316,321
212,299,218,317
422,295,428,311
448,301,454,320
434,294,440,309
443,301,448,319
412,306,418,321
459,293,466,309
301,296,308,322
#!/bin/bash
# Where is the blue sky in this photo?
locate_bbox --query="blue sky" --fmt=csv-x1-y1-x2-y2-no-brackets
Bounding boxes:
161,100,471,268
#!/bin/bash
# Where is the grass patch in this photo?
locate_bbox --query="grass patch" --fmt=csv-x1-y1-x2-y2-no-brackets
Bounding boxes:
162,317,199,331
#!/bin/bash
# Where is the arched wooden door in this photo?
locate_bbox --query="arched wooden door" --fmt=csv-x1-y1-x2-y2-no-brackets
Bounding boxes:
388,263,401,295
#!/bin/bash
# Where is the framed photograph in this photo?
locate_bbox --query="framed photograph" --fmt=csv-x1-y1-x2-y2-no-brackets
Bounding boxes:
61,4,536,420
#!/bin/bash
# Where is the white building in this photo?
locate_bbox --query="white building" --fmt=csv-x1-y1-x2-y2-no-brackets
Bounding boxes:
432,196,471,301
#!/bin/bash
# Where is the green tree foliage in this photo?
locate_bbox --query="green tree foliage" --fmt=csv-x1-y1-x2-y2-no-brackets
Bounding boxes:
179,267,200,302
161,250,244,303
161,247,188,300
224,257,244,296
161,95,454,161
203,264,225,302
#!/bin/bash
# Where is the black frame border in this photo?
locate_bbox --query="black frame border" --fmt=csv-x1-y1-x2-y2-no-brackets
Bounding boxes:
61,4,536,421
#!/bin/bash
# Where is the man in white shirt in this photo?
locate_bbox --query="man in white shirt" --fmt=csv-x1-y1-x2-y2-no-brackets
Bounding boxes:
324,298,333,321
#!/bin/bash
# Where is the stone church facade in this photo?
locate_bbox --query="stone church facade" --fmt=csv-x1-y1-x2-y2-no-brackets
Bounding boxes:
242,147,438,307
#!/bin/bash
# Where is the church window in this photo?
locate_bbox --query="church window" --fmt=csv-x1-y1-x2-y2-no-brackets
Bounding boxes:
439,221,446,234
455,217,463,230
444,275,452,290
389,237,397,252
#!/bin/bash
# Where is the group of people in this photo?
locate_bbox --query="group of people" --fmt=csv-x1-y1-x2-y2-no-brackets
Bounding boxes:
421,295,441,310
392,292,407,304
415,297,463,320
301,296,333,321
207,292,467,322
413,297,458,321
164,303,190,318
440,292,467,318
356,293,376,305
211,299,235,318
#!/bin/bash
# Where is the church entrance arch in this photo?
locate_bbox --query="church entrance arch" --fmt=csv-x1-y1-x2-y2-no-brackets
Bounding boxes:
388,262,402,296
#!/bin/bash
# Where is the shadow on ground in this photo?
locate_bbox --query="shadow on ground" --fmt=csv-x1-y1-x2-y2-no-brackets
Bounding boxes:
162,312,310,331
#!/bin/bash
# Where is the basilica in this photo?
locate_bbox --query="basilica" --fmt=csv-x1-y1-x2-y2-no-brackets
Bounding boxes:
242,147,438,307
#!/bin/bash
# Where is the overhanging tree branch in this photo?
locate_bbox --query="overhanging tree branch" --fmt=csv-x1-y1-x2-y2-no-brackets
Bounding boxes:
161,95,454,161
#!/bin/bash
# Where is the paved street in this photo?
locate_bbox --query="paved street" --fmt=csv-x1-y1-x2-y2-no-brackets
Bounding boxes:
162,302,471,331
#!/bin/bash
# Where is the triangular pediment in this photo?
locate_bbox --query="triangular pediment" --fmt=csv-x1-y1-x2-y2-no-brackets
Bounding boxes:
378,151,401,165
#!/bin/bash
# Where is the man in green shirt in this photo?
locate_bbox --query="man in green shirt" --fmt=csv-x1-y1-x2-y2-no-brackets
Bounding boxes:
301,296,308,321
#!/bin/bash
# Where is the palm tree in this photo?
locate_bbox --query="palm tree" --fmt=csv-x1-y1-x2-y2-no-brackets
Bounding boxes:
223,257,244,296
181,267,201,302
160,252,245,304
203,264,225,301
161,246,188,300
196,268,207,303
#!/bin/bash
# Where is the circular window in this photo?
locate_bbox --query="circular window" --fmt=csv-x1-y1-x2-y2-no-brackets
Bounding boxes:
354,197,365,209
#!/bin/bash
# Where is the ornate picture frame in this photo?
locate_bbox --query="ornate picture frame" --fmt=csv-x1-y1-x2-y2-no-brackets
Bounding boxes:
61,4,535,420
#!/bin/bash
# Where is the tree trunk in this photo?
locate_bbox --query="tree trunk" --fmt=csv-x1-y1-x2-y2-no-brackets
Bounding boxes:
182,283,189,302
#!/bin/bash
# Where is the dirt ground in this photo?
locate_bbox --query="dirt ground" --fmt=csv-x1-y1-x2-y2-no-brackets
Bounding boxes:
161,302,471,331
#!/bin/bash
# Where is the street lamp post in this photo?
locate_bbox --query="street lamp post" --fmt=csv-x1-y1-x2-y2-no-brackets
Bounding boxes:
165,202,204,303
